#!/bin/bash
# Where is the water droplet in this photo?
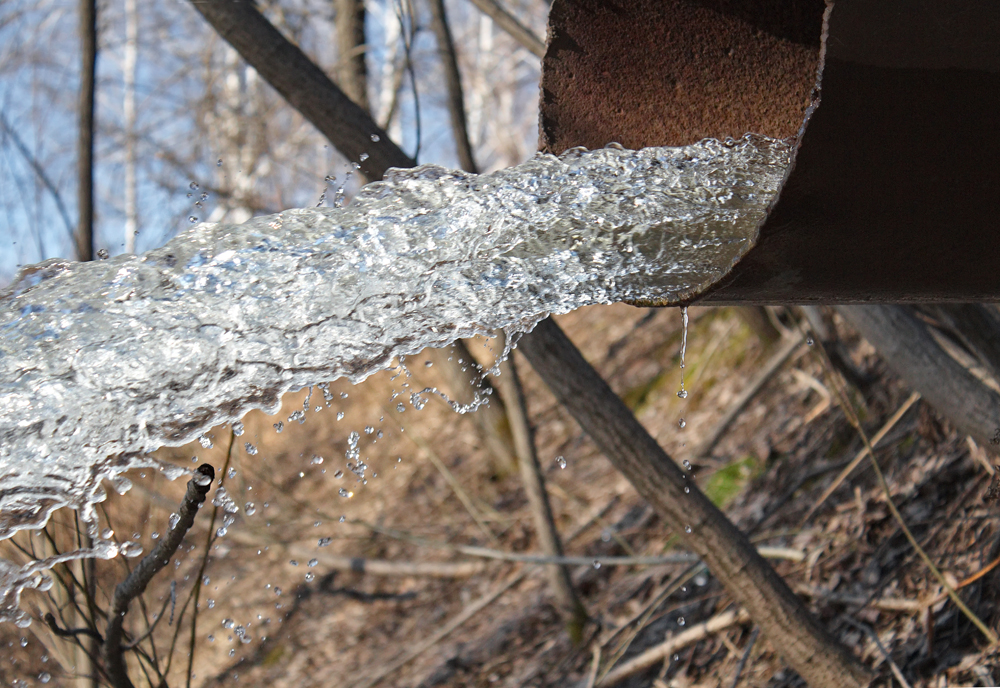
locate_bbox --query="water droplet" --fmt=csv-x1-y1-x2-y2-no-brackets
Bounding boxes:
677,389,688,399
222,618,235,629
340,392,349,399
199,435,214,448
682,459,692,470
227,467,237,479
364,426,374,435
318,537,332,547
308,558,318,567
806,336,814,346
289,559,299,566
555,456,567,469
232,421,245,436
677,616,685,626
338,488,352,498
188,216,199,224
684,525,692,533
101,527,114,539
189,181,199,190
244,442,258,455
169,513,181,530
593,560,601,569
333,470,344,479
305,572,315,582
120,541,143,558
245,502,256,515
203,575,211,586
311,455,324,465
672,654,680,662
97,248,109,260
678,418,686,429
39,673,51,683
370,134,380,142
396,403,406,412
217,158,223,167
359,153,369,162
683,486,690,494
273,421,283,433
336,411,345,421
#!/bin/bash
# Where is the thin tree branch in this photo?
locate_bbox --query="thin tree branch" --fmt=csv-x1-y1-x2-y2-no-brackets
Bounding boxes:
0,111,75,240
77,0,97,261
599,608,752,686
465,0,545,57
428,0,479,173
102,464,215,688
189,0,414,181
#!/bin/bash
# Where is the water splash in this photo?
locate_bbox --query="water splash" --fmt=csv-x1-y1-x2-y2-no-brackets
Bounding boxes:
0,134,792,621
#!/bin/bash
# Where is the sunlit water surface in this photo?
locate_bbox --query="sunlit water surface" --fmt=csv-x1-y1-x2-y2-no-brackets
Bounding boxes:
0,135,792,623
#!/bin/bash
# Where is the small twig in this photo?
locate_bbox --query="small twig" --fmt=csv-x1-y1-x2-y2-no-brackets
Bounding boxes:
729,626,759,688
585,645,602,688
394,411,500,544
802,391,921,522
465,0,545,57
103,464,215,688
807,328,999,644
694,332,804,457
841,616,912,688
350,497,618,688
45,612,104,642
598,608,752,686
123,589,174,649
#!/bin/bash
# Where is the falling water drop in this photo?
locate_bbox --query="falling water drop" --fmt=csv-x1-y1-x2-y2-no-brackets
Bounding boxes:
678,418,686,429
370,134,380,142
677,306,689,399
555,456,567,469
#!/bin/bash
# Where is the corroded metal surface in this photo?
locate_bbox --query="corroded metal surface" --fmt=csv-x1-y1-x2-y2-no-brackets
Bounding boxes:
540,0,1000,303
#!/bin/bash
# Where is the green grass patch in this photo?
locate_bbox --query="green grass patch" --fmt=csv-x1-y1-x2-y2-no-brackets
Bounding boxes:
703,455,762,508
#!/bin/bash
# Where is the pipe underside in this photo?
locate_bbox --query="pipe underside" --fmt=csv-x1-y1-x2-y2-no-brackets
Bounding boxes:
539,0,1000,304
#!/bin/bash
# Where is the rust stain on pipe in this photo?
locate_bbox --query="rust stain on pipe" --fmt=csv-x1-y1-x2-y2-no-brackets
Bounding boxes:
539,0,1000,304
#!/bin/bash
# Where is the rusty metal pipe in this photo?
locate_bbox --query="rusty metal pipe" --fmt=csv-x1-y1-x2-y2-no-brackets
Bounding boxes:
539,0,1000,304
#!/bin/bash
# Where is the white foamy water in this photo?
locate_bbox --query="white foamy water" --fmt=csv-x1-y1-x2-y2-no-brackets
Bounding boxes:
0,135,792,622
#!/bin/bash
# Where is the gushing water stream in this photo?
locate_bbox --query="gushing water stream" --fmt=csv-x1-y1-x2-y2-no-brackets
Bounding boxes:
0,134,792,623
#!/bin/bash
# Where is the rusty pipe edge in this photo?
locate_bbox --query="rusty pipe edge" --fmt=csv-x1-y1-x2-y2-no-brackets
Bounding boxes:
539,0,1000,305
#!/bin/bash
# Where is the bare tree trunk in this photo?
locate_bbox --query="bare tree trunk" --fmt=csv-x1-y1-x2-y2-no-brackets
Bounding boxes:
335,0,369,112
123,0,138,254
517,317,872,688
838,305,1000,451
427,0,478,173
76,0,97,262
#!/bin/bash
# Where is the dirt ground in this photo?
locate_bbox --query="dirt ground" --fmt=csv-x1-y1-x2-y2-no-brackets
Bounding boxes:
3,303,999,687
